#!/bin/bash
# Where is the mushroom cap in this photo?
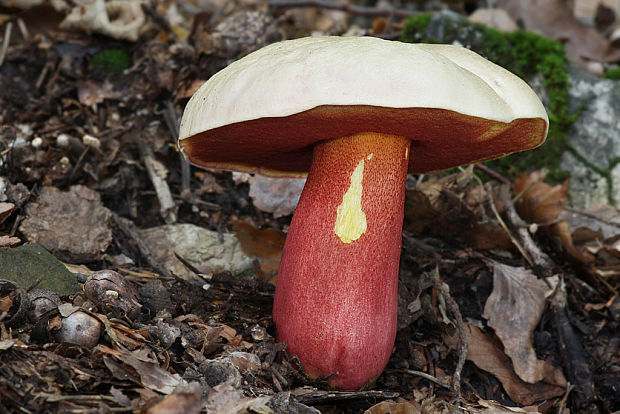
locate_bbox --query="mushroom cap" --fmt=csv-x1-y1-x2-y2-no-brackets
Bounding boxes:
179,36,548,176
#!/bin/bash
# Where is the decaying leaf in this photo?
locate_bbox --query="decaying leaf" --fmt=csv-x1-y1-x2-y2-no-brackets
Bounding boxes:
98,345,185,394
233,221,285,284
139,223,254,280
204,381,271,414
248,174,305,218
0,202,14,225
483,263,565,385
514,171,594,264
365,400,419,414
468,398,543,413
465,324,566,405
77,80,119,107
146,386,202,414
514,171,567,225
19,186,113,263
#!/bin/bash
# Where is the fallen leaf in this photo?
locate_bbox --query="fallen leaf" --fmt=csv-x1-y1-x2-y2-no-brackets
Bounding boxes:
139,224,254,280
365,400,419,414
404,189,439,235
204,381,272,414
249,174,305,218
19,186,113,263
514,172,595,264
146,391,202,414
465,324,566,405
483,262,565,385
77,80,119,107
0,202,15,225
233,221,285,284
115,351,185,394
559,203,620,240
0,295,13,313
514,171,568,224
0,235,21,247
473,398,543,413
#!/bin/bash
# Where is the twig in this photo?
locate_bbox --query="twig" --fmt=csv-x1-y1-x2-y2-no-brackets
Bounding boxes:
110,212,173,278
16,18,28,41
485,182,535,267
429,267,467,406
294,388,399,405
399,369,452,389
473,163,511,186
551,279,598,411
0,21,13,69
163,100,191,194
268,0,418,19
138,140,177,224
497,184,554,269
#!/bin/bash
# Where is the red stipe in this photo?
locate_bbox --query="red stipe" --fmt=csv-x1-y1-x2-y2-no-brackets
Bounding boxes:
273,132,410,389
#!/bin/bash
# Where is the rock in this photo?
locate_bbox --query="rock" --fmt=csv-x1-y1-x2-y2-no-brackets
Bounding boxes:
561,68,620,207
139,224,254,280
0,243,80,295
19,186,112,262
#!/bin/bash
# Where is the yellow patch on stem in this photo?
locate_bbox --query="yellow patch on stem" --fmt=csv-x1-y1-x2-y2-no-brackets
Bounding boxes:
334,158,367,243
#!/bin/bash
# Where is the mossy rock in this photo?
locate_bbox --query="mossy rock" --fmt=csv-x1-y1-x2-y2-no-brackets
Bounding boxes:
400,12,577,181
0,243,80,296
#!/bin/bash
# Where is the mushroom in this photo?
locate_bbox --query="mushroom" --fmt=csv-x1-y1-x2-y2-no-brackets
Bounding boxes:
178,36,548,389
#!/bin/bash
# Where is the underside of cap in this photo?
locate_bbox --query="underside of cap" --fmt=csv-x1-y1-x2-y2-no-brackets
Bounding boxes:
179,36,548,175
180,105,547,176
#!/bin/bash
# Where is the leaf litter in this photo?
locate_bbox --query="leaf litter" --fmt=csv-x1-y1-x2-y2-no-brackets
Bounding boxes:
0,1,619,413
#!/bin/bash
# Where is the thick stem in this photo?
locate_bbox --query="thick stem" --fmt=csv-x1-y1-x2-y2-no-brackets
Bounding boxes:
273,132,410,389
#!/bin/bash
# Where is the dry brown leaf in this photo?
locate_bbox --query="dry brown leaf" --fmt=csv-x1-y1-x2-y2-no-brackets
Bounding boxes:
404,189,439,235
0,295,13,313
471,398,542,413
483,263,565,385
0,235,21,247
549,221,595,264
465,324,566,405
365,400,420,414
77,80,119,107
514,171,568,224
464,222,514,250
233,221,285,284
115,351,185,394
514,172,595,264
0,202,14,225
204,381,271,414
146,392,202,414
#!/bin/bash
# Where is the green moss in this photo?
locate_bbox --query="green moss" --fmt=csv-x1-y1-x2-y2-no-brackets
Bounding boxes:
92,49,130,73
400,13,433,43
400,14,577,181
603,67,620,80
